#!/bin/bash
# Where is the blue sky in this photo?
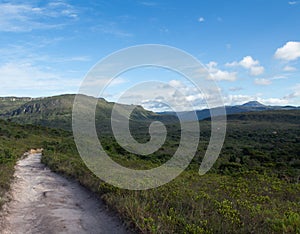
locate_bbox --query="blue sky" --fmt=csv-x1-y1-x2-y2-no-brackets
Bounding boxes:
0,0,300,111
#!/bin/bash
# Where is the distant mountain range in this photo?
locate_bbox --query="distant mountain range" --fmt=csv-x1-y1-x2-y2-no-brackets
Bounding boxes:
159,101,300,121
0,95,299,129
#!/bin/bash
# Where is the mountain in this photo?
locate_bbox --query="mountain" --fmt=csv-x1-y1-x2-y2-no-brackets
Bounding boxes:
1,95,299,129
241,101,265,108
0,94,178,133
159,101,300,121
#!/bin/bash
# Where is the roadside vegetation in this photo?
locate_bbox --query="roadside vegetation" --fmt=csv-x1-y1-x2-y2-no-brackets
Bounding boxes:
41,110,300,233
1,108,299,232
0,120,69,208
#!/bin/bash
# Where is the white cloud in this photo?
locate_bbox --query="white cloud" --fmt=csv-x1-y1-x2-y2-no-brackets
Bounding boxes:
206,62,237,81
284,83,300,100
104,78,299,111
224,95,291,106
254,78,272,86
0,2,78,32
224,94,257,106
226,56,264,76
169,80,182,87
283,65,297,72
82,77,127,89
208,70,237,81
270,75,288,80
250,66,265,76
229,87,243,92
239,56,259,68
106,79,224,112
288,1,298,5
254,75,289,86
259,98,289,106
275,41,300,61
0,62,80,96
198,17,205,22
91,22,133,37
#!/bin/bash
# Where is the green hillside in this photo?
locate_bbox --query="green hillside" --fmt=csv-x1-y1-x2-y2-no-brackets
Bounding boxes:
0,94,177,133
0,97,32,113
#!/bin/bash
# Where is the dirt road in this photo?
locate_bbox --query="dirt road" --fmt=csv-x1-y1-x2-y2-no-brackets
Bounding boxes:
0,153,129,234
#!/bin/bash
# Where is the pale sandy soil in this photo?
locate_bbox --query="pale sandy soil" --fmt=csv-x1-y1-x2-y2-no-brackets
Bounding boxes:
0,153,129,234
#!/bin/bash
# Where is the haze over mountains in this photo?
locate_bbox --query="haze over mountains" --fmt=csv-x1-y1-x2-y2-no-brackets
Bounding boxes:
160,100,300,121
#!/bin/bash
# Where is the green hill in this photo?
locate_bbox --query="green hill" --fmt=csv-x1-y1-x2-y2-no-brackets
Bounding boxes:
0,97,33,113
0,94,177,133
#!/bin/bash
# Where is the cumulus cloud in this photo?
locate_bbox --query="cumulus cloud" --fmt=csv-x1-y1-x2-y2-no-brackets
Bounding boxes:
208,70,237,81
226,56,264,76
239,56,259,68
206,62,237,81
250,66,265,76
107,79,224,112
275,41,300,61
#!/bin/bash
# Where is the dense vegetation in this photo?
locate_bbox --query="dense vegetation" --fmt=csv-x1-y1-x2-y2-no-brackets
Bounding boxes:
1,94,299,232
40,110,300,233
0,119,70,208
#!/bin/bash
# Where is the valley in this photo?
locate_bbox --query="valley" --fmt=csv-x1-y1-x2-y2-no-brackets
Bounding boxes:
0,94,299,233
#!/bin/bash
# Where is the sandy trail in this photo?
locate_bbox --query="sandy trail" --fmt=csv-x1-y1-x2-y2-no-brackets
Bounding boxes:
0,153,129,234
